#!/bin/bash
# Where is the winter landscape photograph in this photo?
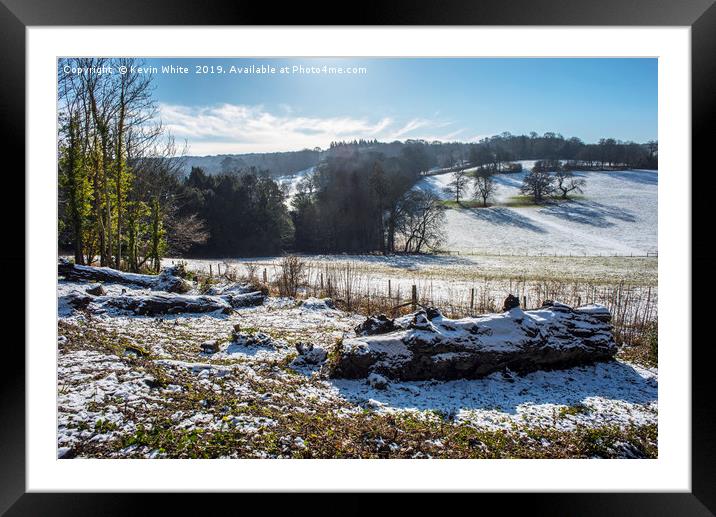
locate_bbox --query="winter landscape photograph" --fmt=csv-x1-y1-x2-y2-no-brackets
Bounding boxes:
57,57,658,459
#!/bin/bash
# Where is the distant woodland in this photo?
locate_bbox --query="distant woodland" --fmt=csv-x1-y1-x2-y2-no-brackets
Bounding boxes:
58,58,658,267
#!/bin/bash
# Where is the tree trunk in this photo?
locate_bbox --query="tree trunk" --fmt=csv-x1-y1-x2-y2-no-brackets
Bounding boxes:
387,209,396,253
150,197,162,273
102,130,112,267
92,137,106,267
115,102,125,270
67,118,85,265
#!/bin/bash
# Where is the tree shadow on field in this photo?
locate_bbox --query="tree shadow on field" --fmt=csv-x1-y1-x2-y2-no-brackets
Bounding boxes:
463,207,547,233
606,170,658,186
539,200,637,228
327,360,657,417
319,253,479,269
493,173,526,189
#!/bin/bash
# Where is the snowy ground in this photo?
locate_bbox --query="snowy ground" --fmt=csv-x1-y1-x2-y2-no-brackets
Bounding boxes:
416,161,657,256
275,166,315,205
57,276,658,459
162,253,657,323
57,163,658,459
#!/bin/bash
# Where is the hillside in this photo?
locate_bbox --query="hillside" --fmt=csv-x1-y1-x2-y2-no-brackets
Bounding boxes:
415,161,658,256
178,149,320,177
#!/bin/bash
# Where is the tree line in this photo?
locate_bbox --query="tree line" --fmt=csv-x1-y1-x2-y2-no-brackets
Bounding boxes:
290,147,445,254
58,58,208,271
179,133,657,177
177,145,446,256
444,158,589,207
323,133,657,171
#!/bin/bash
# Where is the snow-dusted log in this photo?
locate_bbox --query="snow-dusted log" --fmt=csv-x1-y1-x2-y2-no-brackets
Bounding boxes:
58,259,191,293
60,290,265,316
205,283,266,307
100,293,232,315
328,302,617,381
224,291,265,308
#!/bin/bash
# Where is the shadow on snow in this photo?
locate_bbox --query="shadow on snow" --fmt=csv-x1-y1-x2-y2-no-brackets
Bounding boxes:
538,200,637,228
326,360,656,416
462,207,548,233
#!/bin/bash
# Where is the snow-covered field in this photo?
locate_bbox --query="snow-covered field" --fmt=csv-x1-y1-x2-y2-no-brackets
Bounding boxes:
57,276,658,459
416,161,657,256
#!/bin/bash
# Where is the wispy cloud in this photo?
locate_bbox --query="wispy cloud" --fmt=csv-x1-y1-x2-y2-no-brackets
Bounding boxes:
390,118,431,138
158,103,463,155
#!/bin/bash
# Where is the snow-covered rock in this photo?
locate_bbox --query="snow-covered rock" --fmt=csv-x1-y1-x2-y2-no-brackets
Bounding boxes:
328,303,617,381
200,340,220,354
85,284,106,296
355,314,404,336
232,331,274,348
300,297,336,311
574,303,612,322
293,342,328,365
367,372,390,390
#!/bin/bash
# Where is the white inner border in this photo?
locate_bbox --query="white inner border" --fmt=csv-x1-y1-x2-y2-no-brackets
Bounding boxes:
27,27,690,492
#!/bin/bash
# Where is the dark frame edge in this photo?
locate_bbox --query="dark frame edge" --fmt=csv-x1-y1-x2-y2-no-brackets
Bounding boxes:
1,0,715,26
4,0,716,514
0,1,26,516
691,0,716,514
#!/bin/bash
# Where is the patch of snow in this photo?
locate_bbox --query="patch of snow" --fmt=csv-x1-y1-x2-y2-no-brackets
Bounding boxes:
327,359,656,431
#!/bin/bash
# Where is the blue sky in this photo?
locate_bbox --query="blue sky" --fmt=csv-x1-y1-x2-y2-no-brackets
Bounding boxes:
143,58,657,156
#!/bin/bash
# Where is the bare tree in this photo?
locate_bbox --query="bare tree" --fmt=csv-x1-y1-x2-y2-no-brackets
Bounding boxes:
520,169,555,203
165,212,209,255
472,167,498,207
112,58,158,268
58,63,91,264
443,169,469,204
554,170,586,199
397,190,446,253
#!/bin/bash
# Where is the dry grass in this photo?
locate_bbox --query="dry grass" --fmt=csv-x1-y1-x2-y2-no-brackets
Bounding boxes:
617,320,658,368
99,412,657,459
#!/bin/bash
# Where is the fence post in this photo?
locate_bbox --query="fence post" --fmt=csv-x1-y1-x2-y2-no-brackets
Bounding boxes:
522,295,527,309
388,279,392,299
217,263,221,276
320,273,324,290
577,296,581,307
411,285,417,311
263,268,267,284
470,288,475,313
209,264,213,277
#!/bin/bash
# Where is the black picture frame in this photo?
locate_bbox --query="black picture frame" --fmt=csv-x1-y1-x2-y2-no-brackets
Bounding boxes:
3,0,714,514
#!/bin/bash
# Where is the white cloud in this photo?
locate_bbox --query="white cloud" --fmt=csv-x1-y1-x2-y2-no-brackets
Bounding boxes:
158,103,464,155
390,118,431,138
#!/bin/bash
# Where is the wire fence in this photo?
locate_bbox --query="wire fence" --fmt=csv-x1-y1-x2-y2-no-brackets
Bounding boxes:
435,250,658,258
186,257,657,346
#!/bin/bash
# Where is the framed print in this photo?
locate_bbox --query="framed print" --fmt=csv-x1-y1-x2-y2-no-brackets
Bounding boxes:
4,0,715,513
